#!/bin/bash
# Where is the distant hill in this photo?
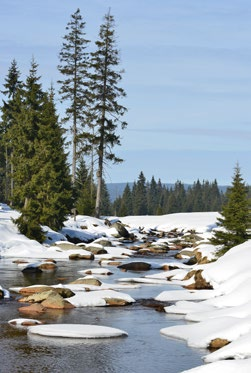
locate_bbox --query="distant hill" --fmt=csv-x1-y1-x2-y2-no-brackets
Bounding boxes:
107,182,228,202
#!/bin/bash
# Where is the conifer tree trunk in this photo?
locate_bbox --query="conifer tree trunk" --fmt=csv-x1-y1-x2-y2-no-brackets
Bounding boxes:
89,12,127,218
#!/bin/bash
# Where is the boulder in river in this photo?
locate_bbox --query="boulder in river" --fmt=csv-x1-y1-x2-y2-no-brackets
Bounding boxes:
118,262,151,272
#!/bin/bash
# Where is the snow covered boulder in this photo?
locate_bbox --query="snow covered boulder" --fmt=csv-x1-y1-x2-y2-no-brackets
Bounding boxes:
70,276,102,286
68,252,94,260
8,318,43,329
28,324,128,339
83,243,107,255
68,289,135,307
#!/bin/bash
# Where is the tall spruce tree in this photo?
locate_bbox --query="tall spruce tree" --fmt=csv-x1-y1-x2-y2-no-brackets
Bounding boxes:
0,59,22,202
8,60,72,241
9,59,45,240
211,164,250,253
33,87,73,231
58,8,90,185
88,11,127,217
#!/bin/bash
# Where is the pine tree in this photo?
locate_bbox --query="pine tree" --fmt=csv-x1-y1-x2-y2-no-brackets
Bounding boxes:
114,183,133,216
33,87,73,231
75,156,96,215
58,8,90,185
11,59,45,241
100,179,112,215
9,60,73,241
133,171,147,215
0,59,22,201
147,176,158,214
211,164,250,253
88,11,127,217
10,58,44,210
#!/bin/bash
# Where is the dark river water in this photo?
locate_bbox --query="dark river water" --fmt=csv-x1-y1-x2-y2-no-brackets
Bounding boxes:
0,255,208,373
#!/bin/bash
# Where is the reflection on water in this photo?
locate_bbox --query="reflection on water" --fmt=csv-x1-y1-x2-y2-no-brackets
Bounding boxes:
0,257,208,373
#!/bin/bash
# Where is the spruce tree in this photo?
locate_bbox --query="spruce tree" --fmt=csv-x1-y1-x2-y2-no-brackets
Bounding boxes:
0,59,22,201
88,11,127,217
75,156,96,215
9,60,72,241
100,180,112,216
133,171,147,215
33,88,73,231
211,164,250,253
147,176,158,214
113,183,133,216
58,8,90,185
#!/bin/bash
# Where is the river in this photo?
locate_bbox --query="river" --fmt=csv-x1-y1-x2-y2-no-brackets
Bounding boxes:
0,255,208,373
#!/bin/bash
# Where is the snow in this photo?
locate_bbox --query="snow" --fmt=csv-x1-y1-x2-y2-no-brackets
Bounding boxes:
120,211,219,234
67,289,135,307
28,324,128,338
8,318,43,328
2,204,251,371
181,359,251,373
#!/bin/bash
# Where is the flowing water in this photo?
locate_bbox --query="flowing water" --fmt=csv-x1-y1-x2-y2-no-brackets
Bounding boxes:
0,256,208,373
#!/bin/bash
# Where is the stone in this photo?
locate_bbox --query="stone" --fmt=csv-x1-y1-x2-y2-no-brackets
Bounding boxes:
194,251,211,264
104,298,130,306
19,285,53,295
139,298,167,312
69,253,94,260
39,262,57,270
118,262,151,272
84,245,107,255
54,242,78,250
18,303,46,314
93,238,112,247
41,292,75,309
22,266,42,274
55,288,75,298
70,277,102,286
18,290,58,303
184,269,213,290
112,222,131,238
208,338,230,350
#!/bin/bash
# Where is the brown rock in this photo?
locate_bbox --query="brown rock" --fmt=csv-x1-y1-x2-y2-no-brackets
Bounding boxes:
41,292,75,309
55,288,75,298
184,270,213,290
18,290,57,303
12,259,29,264
84,245,107,255
69,253,94,260
195,251,211,264
208,338,230,350
18,303,46,314
118,262,151,272
19,285,54,296
70,277,102,286
39,262,57,270
104,298,130,306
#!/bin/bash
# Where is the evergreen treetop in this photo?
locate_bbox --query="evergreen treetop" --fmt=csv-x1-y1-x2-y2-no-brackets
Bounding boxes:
211,164,250,253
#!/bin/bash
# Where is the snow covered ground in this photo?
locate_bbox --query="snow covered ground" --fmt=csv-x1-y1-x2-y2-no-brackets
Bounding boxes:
1,204,251,371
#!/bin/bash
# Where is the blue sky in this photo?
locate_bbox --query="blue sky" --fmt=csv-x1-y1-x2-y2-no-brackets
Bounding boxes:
1,0,251,185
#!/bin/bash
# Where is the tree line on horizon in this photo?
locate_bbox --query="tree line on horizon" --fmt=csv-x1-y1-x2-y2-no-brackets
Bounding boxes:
111,171,225,216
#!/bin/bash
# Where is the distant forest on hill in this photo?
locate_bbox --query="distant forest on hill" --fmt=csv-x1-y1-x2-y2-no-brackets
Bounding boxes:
105,171,229,216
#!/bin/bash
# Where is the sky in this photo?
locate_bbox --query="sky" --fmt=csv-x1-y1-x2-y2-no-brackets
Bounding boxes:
1,0,251,185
